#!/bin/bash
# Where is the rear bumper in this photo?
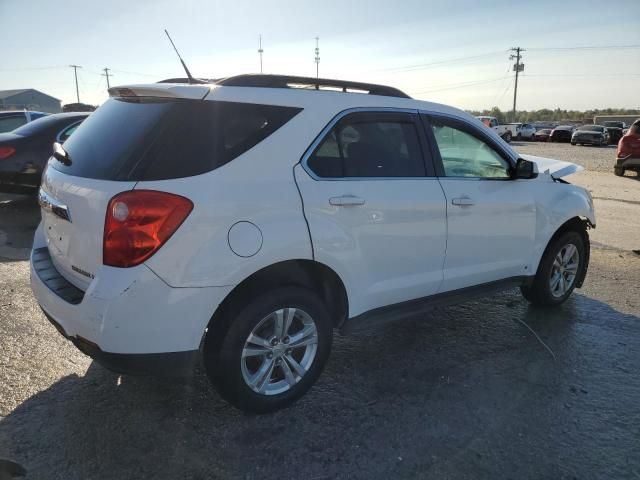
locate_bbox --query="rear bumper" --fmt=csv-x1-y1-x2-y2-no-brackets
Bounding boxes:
0,172,40,194
616,156,640,170
30,223,233,375
43,310,199,376
572,137,602,145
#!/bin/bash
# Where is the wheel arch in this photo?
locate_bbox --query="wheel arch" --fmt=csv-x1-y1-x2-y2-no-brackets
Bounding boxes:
203,259,349,351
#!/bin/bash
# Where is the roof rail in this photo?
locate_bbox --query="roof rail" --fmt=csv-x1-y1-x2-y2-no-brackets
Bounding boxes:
215,74,411,99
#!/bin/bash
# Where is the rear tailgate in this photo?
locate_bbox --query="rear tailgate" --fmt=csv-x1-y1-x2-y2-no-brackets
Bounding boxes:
40,165,135,290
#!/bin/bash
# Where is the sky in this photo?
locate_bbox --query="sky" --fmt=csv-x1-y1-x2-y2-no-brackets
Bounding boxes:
1,0,639,111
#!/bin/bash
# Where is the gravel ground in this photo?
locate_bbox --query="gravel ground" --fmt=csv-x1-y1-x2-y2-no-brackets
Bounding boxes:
513,140,619,173
1,143,639,479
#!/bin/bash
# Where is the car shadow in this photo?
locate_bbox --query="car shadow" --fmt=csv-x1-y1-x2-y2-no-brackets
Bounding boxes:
0,194,39,263
1,291,638,479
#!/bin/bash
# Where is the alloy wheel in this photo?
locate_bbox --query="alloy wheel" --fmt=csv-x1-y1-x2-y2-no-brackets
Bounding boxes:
549,243,580,298
240,307,318,396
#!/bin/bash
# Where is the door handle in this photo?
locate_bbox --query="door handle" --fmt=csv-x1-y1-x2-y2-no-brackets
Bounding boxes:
451,196,475,206
329,195,366,206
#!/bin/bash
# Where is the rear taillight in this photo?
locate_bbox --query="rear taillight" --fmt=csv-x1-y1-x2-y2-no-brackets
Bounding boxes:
0,147,16,159
103,190,193,268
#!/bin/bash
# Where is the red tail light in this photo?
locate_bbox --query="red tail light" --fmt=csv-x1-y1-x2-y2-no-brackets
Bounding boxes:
0,147,16,159
104,190,193,268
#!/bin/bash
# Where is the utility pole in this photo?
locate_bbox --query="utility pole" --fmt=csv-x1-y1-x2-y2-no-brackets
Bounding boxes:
314,37,320,79
509,47,524,122
69,64,82,103
258,35,264,73
102,67,113,89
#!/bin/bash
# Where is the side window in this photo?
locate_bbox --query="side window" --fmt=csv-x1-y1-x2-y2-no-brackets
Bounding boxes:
307,114,426,178
58,122,81,143
0,115,27,133
431,119,511,179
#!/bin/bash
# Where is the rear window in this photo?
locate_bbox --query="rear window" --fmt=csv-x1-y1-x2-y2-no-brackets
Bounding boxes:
53,98,302,181
0,114,27,132
578,126,603,132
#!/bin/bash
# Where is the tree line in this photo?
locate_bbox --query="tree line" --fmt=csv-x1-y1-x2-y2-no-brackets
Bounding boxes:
467,107,640,124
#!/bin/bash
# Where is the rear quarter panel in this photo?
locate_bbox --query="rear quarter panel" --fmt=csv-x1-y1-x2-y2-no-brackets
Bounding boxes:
139,106,329,288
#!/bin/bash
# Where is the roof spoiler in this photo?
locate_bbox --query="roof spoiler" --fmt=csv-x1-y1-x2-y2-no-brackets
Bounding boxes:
108,83,211,100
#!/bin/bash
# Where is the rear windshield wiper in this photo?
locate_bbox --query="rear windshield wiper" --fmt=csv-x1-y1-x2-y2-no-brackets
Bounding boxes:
53,142,72,166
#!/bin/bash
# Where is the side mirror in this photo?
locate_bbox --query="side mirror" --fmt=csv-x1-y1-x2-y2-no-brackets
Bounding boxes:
513,158,538,179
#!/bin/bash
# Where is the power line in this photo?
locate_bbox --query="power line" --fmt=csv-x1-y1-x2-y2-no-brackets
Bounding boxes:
522,73,640,77
0,66,67,71
378,50,506,73
526,44,640,51
410,76,507,95
107,68,157,78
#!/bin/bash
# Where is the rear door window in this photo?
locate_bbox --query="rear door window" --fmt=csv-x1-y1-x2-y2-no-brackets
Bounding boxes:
52,98,302,181
307,112,428,178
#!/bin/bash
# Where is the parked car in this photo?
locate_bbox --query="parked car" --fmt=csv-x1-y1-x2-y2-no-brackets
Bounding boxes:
571,125,610,146
476,116,518,142
602,121,625,145
534,129,552,142
614,119,640,176
511,123,536,140
0,112,89,194
549,125,574,143
31,74,594,413
0,110,49,133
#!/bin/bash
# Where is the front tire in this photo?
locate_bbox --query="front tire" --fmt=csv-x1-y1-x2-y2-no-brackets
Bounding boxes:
521,230,586,307
503,131,512,143
614,166,625,177
204,286,332,413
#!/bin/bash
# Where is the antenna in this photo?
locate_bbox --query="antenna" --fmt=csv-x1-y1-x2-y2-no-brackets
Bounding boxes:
314,37,320,79
258,34,264,74
164,29,195,84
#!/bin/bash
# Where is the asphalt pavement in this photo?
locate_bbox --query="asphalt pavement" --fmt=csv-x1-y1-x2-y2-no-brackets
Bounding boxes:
0,142,639,479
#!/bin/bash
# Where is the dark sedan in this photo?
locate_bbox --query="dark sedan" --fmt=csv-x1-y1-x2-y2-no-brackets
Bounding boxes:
549,125,574,143
0,112,89,194
571,125,610,147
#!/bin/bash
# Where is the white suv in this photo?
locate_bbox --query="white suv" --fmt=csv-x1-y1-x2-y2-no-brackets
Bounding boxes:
30,74,595,412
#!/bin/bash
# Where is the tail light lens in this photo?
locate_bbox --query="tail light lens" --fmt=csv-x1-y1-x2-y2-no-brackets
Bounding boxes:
104,190,193,268
0,147,16,159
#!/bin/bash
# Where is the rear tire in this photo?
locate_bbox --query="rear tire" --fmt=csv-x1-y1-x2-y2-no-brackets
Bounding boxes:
614,166,625,177
521,230,586,307
504,131,512,143
204,286,332,413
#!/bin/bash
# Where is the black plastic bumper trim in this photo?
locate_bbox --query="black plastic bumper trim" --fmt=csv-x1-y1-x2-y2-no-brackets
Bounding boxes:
32,247,85,304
